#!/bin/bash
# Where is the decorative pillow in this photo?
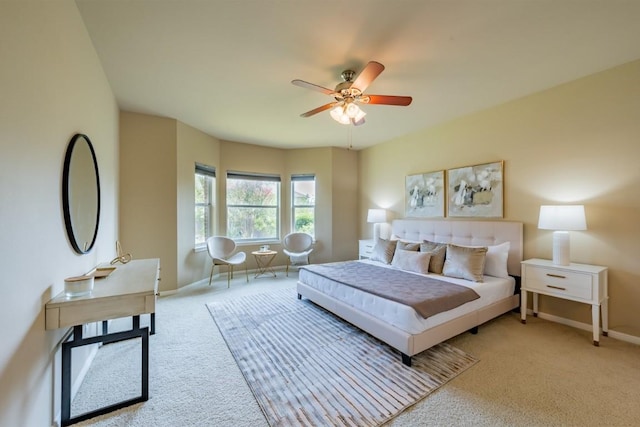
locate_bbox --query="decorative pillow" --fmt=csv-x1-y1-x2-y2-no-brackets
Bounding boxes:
391,249,432,275
484,242,510,278
396,240,420,251
420,241,447,274
391,241,420,265
370,238,396,264
442,244,488,282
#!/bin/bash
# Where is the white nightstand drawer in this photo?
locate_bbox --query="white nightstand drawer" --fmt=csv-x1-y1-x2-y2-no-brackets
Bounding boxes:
525,266,592,300
359,239,375,259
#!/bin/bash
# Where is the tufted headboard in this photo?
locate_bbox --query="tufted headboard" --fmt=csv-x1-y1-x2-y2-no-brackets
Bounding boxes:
391,219,523,277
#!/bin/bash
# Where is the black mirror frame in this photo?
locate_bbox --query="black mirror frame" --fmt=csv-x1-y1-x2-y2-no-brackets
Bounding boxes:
62,133,101,254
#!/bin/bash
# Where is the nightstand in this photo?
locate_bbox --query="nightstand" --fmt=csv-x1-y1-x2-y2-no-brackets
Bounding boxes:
359,239,375,259
520,258,608,346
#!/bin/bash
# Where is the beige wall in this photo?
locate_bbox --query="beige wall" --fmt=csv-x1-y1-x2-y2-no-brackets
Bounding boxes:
120,112,178,291
0,2,119,426
359,59,640,338
330,148,359,261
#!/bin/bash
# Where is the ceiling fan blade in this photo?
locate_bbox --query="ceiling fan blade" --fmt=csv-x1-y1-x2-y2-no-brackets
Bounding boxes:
365,95,413,106
292,79,336,96
300,102,338,118
350,61,385,92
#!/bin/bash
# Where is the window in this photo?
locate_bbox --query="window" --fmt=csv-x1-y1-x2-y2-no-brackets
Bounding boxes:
195,164,215,247
292,174,315,237
226,171,280,241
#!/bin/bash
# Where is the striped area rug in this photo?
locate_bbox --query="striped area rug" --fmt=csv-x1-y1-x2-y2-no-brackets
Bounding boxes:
207,288,477,426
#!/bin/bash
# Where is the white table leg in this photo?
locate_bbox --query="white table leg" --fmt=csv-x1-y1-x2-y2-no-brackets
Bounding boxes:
520,290,527,324
592,304,600,346
533,293,539,317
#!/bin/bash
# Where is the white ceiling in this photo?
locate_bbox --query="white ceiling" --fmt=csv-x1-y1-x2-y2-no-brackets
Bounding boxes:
76,0,640,150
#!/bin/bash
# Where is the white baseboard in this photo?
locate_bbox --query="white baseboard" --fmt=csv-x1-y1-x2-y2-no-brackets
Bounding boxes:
526,309,640,345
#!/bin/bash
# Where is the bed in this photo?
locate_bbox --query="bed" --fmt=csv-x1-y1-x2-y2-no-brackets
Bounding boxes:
297,219,523,366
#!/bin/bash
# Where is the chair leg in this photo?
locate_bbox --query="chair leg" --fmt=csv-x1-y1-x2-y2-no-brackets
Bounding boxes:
244,262,248,282
208,263,215,286
227,266,232,288
286,258,290,277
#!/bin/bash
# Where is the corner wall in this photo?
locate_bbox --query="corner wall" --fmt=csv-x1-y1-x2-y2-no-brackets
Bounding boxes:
358,60,640,338
119,112,178,291
0,2,119,425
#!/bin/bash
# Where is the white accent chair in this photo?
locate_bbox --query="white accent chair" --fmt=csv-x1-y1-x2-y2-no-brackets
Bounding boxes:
206,236,248,287
282,232,314,276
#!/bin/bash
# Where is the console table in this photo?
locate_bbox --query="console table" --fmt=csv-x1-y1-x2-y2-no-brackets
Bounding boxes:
45,258,160,426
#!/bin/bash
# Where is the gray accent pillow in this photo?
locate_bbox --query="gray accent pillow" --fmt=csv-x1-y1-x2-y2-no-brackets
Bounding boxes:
391,249,432,274
442,244,488,282
420,241,447,274
396,240,420,251
370,238,396,264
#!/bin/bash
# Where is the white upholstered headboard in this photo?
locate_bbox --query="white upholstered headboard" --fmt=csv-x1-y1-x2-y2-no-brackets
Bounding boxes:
391,219,523,277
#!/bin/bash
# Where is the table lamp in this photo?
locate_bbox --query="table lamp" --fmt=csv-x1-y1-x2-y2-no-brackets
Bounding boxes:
538,205,587,265
367,208,389,241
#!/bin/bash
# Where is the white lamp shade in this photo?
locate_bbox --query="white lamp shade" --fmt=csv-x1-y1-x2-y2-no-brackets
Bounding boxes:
538,205,587,231
538,205,586,266
367,208,388,223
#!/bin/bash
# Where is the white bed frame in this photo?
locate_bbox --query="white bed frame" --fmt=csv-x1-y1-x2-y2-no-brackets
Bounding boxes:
297,219,523,366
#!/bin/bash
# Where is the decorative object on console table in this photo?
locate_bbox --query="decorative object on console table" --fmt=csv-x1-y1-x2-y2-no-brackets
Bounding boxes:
447,160,503,218
358,239,375,259
405,170,445,218
537,205,587,266
367,208,389,241
520,258,608,346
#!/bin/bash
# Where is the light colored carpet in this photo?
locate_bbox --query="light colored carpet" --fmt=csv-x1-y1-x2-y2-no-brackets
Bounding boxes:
73,271,640,426
207,288,477,426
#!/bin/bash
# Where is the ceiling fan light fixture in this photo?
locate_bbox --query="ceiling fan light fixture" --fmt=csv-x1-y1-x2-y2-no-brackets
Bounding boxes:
345,102,360,118
330,105,351,125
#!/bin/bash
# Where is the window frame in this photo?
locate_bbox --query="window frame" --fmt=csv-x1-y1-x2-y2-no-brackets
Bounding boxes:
291,174,316,238
226,171,281,243
194,163,215,249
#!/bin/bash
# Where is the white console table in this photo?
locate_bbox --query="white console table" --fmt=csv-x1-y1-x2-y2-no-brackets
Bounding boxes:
46,258,160,426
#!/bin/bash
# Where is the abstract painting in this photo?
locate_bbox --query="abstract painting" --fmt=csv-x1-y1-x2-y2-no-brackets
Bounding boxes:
405,170,445,218
447,161,504,217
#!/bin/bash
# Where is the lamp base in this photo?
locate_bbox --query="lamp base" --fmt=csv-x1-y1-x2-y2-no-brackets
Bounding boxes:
372,223,381,242
552,231,570,266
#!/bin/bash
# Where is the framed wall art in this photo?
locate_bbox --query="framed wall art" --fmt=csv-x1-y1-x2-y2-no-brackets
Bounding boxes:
405,170,445,218
447,161,504,218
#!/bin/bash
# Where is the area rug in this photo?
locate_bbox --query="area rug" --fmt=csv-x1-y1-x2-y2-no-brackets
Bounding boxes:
206,288,478,427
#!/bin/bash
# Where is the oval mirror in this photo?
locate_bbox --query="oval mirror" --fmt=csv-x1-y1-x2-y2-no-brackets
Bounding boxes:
62,134,101,254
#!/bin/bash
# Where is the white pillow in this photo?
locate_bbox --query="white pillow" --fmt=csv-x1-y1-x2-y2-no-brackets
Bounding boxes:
484,242,510,278
391,250,432,275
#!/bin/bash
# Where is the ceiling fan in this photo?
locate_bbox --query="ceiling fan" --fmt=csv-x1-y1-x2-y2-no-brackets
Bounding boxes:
292,61,412,126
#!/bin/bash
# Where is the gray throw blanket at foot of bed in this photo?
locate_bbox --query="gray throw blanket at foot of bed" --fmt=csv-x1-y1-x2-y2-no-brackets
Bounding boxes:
300,261,480,318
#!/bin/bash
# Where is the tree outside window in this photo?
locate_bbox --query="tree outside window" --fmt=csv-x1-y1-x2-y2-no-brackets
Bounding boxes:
226,172,280,241
292,175,315,237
